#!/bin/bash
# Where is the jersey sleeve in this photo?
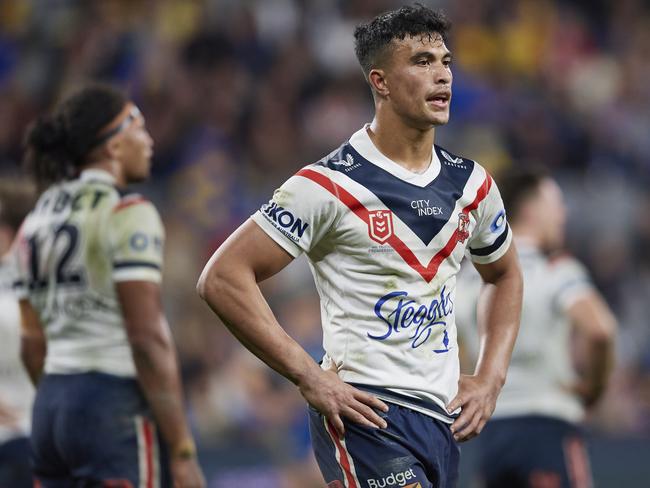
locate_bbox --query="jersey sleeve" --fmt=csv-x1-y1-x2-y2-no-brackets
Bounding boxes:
467,175,512,264
550,256,594,312
108,197,165,283
251,168,339,257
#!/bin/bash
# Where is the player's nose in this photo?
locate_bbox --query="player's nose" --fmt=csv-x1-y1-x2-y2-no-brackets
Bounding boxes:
435,67,451,85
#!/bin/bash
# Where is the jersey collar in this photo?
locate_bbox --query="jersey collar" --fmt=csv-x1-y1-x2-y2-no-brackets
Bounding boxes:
348,124,442,188
79,169,117,186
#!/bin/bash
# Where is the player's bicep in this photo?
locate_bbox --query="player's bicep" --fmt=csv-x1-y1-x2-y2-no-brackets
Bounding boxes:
201,218,294,288
115,280,168,344
472,242,520,285
19,299,45,340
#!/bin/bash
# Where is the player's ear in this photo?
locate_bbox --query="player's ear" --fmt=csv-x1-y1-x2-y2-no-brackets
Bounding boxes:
105,135,123,160
369,68,389,97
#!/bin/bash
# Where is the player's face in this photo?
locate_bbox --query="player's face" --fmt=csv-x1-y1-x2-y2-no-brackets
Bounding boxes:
111,104,154,183
536,178,567,252
383,34,452,128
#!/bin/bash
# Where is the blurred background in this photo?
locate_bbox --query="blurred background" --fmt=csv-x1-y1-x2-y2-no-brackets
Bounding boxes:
0,0,649,486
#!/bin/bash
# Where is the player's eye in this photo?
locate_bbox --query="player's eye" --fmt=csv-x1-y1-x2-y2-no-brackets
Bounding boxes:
416,59,430,66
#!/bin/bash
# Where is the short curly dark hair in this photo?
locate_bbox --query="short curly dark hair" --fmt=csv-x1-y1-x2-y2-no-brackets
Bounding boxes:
354,4,451,77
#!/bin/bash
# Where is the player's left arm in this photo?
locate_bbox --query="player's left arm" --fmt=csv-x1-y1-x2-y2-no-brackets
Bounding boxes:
447,245,522,441
19,299,46,386
567,289,617,407
448,173,523,441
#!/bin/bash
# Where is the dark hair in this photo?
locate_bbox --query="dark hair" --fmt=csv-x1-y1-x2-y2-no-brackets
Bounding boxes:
497,166,549,223
23,84,127,190
353,4,451,76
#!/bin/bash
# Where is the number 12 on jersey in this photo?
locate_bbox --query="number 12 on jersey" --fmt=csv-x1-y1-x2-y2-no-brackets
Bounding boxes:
26,223,85,291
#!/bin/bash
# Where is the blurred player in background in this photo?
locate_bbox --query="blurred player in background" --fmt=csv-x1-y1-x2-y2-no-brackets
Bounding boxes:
198,5,522,487
0,181,35,487
11,84,205,487
456,166,617,488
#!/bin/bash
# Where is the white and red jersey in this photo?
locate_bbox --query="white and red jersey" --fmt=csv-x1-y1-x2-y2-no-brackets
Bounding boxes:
252,125,511,421
11,169,165,378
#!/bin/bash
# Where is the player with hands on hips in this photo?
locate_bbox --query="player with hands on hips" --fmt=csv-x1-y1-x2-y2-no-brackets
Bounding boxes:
198,5,522,488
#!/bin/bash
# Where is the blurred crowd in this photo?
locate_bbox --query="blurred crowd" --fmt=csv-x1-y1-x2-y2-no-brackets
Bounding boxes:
1,0,649,485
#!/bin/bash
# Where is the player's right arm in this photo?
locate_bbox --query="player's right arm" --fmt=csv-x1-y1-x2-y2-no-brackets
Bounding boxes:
11,226,47,386
18,299,46,386
567,290,616,406
197,177,388,435
554,258,617,407
117,281,204,488
110,199,204,488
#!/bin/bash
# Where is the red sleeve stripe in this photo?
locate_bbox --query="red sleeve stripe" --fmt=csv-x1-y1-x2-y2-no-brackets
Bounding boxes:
297,168,492,283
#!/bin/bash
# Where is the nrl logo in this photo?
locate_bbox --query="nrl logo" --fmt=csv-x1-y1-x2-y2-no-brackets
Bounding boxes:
441,150,465,167
368,210,394,244
457,212,470,243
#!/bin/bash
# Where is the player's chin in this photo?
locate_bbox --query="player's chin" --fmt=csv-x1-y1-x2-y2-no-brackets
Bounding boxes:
129,165,151,183
426,110,450,126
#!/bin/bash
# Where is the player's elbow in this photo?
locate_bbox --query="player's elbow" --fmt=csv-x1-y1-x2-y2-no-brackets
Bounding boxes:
127,323,172,361
196,257,229,304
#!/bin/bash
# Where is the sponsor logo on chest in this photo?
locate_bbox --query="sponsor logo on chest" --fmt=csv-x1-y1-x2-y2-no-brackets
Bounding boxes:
410,199,443,217
369,286,453,353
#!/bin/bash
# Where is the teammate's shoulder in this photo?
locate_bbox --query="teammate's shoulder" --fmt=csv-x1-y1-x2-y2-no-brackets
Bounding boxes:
112,191,155,213
548,251,578,266
547,251,590,276
434,144,477,173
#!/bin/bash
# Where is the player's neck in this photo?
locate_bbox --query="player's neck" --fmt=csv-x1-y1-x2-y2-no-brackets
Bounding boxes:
82,159,126,188
367,115,435,174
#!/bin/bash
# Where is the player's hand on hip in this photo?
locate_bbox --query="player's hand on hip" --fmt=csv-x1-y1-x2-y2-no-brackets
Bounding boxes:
298,367,388,436
447,374,501,442
170,457,206,488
